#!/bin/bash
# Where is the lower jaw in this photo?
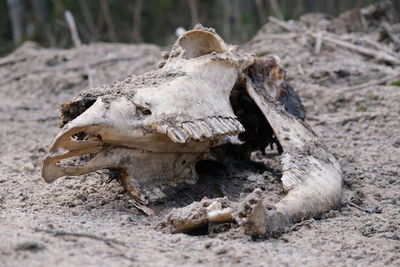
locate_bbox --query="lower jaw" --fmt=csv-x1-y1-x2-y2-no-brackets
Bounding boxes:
62,147,207,203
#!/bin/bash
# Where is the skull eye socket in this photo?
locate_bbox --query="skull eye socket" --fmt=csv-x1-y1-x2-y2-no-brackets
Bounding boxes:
137,107,151,116
142,109,151,115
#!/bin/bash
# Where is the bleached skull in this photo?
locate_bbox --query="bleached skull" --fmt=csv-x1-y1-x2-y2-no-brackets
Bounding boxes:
42,26,251,205
42,25,342,233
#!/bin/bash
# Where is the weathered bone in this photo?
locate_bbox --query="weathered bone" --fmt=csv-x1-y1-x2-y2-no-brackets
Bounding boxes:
158,197,236,234
42,26,252,214
241,69,342,235
159,57,342,235
42,24,342,235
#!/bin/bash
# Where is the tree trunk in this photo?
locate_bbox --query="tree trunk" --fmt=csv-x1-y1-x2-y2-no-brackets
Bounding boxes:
7,0,26,45
188,0,199,27
132,0,143,43
32,0,55,46
255,0,267,24
79,0,98,41
100,0,117,42
269,0,283,20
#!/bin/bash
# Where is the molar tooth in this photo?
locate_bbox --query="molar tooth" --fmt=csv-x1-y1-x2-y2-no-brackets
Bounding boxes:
156,124,169,134
221,117,237,133
238,124,245,132
182,122,202,140
167,127,187,143
230,117,245,132
195,120,213,138
206,117,225,135
215,117,231,133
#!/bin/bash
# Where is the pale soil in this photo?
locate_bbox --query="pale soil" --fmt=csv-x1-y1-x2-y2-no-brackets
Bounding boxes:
0,17,399,267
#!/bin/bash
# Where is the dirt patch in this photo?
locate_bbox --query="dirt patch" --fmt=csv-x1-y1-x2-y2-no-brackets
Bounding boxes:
1,6,400,267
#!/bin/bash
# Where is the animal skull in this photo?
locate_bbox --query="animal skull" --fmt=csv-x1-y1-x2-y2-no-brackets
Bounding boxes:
41,25,342,235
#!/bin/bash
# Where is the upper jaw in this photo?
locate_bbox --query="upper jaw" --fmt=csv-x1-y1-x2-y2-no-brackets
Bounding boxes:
41,93,246,183
41,25,251,185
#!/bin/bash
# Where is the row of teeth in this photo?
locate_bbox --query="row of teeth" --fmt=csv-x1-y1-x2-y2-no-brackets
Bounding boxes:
157,116,245,143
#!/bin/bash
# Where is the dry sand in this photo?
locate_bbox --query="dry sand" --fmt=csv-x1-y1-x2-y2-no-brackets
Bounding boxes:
0,15,399,266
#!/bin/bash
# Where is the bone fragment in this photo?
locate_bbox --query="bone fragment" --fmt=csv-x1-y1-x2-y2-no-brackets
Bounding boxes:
243,78,343,235
235,188,267,236
158,197,236,234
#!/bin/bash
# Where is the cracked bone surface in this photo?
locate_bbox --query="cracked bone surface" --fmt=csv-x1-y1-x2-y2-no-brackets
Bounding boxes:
42,24,342,235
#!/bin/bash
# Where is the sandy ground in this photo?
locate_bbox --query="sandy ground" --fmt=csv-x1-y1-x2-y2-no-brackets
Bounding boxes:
0,15,399,267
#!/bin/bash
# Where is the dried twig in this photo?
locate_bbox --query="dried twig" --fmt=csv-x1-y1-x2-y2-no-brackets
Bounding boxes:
34,227,126,247
289,219,315,232
0,56,28,67
359,37,399,58
320,34,400,65
346,202,389,223
64,10,81,47
340,74,398,91
297,64,305,75
64,10,94,88
346,201,370,213
268,16,400,65
382,22,400,51
268,16,292,31
0,56,143,87
314,31,323,54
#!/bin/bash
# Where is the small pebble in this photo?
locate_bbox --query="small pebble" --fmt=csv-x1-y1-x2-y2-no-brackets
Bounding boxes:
15,241,45,252
216,247,228,255
22,162,35,173
247,175,258,182
388,234,400,241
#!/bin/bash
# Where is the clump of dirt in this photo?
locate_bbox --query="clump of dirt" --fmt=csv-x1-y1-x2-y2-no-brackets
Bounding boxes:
1,2,399,266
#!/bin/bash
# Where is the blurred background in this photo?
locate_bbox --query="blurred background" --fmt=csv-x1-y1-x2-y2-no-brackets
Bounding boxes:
1,0,399,56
